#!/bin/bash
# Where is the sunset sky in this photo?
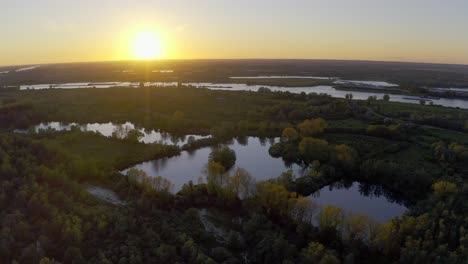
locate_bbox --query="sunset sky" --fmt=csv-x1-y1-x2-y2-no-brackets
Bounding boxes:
2,0,468,66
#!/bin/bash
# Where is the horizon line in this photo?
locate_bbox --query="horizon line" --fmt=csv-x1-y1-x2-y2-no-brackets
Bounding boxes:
1,58,468,68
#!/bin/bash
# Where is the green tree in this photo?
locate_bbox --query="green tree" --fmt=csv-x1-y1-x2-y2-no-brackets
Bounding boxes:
281,127,299,141
299,137,330,162
334,144,357,167
383,94,390,101
317,205,344,231
229,167,256,198
301,242,339,264
125,129,144,142
298,118,327,136
204,161,229,186
433,181,457,199
255,182,290,216
209,146,236,170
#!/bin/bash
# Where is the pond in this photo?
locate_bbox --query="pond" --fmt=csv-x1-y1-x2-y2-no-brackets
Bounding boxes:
308,181,407,222
122,137,305,192
19,81,468,109
17,122,210,146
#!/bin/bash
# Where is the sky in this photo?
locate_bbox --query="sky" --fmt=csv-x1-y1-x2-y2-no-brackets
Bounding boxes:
1,0,468,66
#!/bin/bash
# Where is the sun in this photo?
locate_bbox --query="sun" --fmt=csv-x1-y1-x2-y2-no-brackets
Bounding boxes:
132,32,163,60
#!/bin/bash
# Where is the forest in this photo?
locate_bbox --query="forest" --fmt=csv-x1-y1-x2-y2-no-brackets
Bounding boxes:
0,85,467,263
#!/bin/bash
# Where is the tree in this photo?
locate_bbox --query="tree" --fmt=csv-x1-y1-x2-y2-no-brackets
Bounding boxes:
298,118,327,136
112,124,131,139
204,161,229,186
301,242,339,264
334,144,357,167
125,129,144,142
156,244,177,263
383,94,390,101
299,137,330,162
39,258,61,264
258,87,272,93
343,213,370,241
255,182,290,216
433,181,457,199
281,127,299,141
63,247,84,264
419,99,426,105
229,167,256,199
291,196,318,223
126,168,174,192
367,125,398,138
209,146,236,170
317,205,344,231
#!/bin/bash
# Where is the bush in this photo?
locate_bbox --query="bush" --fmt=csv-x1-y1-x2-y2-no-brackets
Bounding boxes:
299,137,330,162
366,125,398,138
209,146,236,170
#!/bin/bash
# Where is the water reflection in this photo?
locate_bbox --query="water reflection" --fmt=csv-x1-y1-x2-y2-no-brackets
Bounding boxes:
188,83,468,109
19,81,468,109
18,122,210,146
309,181,407,222
123,137,303,192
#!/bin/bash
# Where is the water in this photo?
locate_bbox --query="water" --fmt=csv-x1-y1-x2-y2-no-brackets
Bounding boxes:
19,122,210,146
230,76,335,80
21,121,406,220
229,76,396,87
309,182,407,222
335,80,398,87
15,66,40,72
18,81,468,109
123,137,304,192
188,83,468,109
20,82,178,90
123,137,405,221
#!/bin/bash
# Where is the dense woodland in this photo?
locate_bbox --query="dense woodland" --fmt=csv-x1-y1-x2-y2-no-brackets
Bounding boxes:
0,85,467,263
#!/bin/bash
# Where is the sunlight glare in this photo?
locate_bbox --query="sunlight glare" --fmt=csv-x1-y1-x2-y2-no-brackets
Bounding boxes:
132,32,163,60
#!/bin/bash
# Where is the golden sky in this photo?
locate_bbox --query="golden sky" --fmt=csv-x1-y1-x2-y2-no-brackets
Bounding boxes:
1,0,468,66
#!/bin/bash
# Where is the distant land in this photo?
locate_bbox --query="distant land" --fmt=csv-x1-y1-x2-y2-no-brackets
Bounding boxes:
1,59,468,88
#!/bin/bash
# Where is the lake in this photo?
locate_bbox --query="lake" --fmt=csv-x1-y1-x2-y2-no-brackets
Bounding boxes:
17,121,210,146
309,181,407,222
122,137,305,191
123,136,406,221
20,81,468,109
21,121,406,221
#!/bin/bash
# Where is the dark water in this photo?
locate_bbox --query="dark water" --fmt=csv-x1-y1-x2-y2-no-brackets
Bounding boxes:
123,137,304,191
124,137,406,221
309,181,407,222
